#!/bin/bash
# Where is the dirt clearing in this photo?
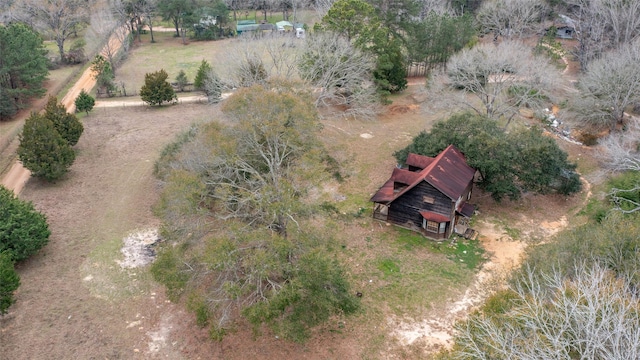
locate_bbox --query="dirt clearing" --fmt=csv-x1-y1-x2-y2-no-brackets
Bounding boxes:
0,104,218,359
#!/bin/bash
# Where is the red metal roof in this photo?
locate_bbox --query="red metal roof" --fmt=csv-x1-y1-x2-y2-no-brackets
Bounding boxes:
369,168,420,203
419,210,450,223
370,145,476,203
406,153,434,170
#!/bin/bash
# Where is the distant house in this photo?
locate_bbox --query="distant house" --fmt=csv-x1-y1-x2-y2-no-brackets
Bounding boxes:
294,23,305,38
236,20,258,34
555,26,574,39
370,145,477,240
276,20,293,32
554,15,576,39
236,20,276,35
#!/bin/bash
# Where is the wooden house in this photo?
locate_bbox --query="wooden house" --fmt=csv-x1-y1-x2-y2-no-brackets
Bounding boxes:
371,145,477,240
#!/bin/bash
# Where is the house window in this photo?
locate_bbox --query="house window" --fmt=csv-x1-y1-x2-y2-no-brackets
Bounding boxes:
423,196,435,204
439,222,446,234
426,221,439,232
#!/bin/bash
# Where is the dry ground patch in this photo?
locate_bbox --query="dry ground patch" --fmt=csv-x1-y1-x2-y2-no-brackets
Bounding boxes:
0,104,219,359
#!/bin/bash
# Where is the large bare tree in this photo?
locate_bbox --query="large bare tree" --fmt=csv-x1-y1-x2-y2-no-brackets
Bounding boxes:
454,263,640,359
573,40,640,130
599,116,640,172
18,0,89,62
440,40,557,127
476,0,546,40
568,0,640,69
299,32,380,119
86,9,130,74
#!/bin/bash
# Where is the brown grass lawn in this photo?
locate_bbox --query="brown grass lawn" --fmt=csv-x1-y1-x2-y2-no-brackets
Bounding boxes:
114,32,240,94
1,36,601,359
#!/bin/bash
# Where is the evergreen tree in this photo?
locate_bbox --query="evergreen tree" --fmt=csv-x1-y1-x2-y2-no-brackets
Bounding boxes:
395,113,581,200
174,70,188,92
0,23,49,120
74,89,95,115
91,55,116,96
372,34,407,96
0,251,20,315
44,96,84,146
18,112,76,182
140,69,177,106
194,60,212,90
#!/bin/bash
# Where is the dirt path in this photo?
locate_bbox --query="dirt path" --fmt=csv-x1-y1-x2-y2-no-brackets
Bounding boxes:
93,92,232,108
0,30,123,195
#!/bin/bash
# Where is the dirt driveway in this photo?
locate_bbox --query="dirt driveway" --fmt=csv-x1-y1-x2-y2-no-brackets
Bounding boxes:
0,104,220,359
0,30,123,195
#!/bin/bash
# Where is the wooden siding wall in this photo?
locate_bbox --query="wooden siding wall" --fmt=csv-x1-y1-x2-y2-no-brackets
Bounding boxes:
387,181,453,228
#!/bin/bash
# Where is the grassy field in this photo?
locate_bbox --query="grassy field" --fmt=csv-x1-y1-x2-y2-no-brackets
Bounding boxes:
114,9,320,93
113,31,230,94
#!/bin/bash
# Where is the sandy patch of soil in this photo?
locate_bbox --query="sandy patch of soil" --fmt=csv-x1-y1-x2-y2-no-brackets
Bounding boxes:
117,229,161,269
391,221,527,350
390,168,594,355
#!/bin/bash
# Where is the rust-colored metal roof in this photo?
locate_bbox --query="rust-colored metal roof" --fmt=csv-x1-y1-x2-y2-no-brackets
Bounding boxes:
406,153,434,170
369,168,421,203
419,210,450,223
370,145,476,204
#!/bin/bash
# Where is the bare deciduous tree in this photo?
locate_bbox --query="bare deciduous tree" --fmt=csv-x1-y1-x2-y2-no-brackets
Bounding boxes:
0,0,16,24
86,9,130,74
440,40,557,127
299,32,380,119
313,0,335,17
476,0,546,40
138,0,158,43
453,263,640,359
17,0,89,62
568,0,640,69
417,0,452,19
573,40,640,130
192,84,322,236
202,69,223,104
599,115,640,173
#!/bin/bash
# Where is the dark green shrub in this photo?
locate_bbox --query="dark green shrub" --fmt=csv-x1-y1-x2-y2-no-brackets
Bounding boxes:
0,186,50,261
0,251,20,314
140,69,177,106
44,96,84,146
150,248,189,302
18,112,75,181
74,89,95,115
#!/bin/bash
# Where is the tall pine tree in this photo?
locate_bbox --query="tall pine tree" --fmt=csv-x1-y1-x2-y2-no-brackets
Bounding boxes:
0,23,49,120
